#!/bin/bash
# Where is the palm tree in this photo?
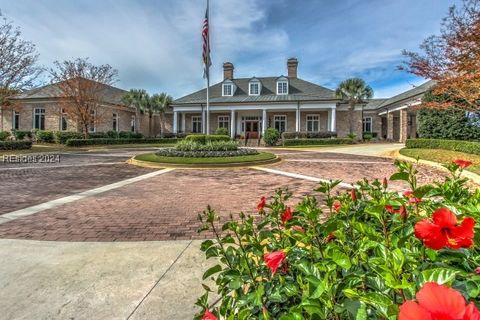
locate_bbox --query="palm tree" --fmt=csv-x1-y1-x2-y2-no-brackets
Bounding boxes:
122,89,148,134
335,78,373,135
141,93,158,137
151,93,172,138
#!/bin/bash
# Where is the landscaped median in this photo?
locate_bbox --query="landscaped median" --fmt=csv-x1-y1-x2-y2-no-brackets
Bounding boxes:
130,134,279,167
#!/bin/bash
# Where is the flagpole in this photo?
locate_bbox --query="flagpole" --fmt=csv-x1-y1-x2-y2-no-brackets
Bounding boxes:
205,0,210,136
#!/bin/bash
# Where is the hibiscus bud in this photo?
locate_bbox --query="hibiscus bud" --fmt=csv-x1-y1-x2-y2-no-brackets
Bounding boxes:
281,207,293,224
256,196,266,213
326,233,336,243
383,177,388,189
291,225,305,233
475,267,480,274
332,200,342,212
351,189,357,202
399,205,408,220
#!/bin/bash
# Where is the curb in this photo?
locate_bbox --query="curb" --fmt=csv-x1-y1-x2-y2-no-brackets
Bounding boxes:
127,155,281,169
395,150,480,185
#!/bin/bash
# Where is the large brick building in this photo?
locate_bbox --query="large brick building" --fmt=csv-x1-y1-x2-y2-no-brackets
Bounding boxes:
0,81,173,137
172,58,435,142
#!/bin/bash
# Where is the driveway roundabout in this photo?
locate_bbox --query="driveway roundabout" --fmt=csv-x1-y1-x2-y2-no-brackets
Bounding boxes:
0,145,451,242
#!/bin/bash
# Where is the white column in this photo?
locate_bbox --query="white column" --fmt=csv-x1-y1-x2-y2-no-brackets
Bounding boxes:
230,110,235,139
202,110,206,134
295,106,300,132
262,109,267,134
181,113,186,133
327,109,332,131
330,108,336,132
173,111,178,134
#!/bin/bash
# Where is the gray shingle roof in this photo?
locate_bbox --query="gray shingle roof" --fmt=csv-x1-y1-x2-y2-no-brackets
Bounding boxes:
10,80,129,106
378,80,436,109
173,77,336,104
364,98,389,110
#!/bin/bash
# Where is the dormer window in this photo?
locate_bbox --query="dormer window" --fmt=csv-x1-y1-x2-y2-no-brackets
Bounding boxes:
222,79,235,96
276,77,289,95
248,77,262,96
223,84,232,96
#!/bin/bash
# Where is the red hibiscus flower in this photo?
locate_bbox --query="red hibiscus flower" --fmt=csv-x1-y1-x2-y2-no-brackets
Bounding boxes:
263,251,286,275
281,207,293,224
202,309,218,320
332,200,342,212
291,225,305,233
399,282,480,320
403,191,422,204
453,159,473,169
257,196,266,212
475,267,480,274
414,207,475,250
385,205,400,214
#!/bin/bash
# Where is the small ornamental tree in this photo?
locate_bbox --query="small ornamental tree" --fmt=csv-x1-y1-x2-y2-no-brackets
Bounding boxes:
195,160,480,319
263,128,280,146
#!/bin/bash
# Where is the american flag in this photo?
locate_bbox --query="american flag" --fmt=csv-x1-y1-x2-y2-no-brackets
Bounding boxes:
202,1,211,79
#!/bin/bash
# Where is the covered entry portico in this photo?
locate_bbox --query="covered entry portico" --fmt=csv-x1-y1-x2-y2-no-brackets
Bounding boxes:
379,103,419,143
172,103,337,139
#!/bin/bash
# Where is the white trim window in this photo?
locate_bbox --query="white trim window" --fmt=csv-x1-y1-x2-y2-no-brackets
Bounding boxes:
131,115,136,132
273,115,287,133
277,81,288,95
112,112,119,132
33,107,45,130
218,115,229,130
306,114,320,132
363,116,373,132
60,108,68,131
192,116,202,133
12,111,20,130
249,82,260,95
222,83,233,96
89,110,96,133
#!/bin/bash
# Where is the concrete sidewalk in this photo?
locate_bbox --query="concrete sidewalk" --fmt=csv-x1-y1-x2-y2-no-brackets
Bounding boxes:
0,239,213,320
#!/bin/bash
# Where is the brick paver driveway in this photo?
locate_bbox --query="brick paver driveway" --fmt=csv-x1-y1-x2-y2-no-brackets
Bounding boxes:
0,146,449,241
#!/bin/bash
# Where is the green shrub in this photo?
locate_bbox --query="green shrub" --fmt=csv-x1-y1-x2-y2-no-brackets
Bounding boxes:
215,127,229,136
417,107,480,140
54,131,84,144
12,130,31,140
405,138,480,155
175,140,238,151
185,134,230,144
195,161,480,319
65,138,179,147
347,133,357,140
88,132,108,139
106,130,119,139
282,138,353,146
363,132,373,140
118,131,143,139
281,131,337,139
0,140,32,150
35,130,54,143
263,128,280,146
0,131,11,141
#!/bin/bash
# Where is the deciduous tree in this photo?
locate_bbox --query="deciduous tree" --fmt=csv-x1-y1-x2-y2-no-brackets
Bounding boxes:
49,58,118,138
401,0,480,110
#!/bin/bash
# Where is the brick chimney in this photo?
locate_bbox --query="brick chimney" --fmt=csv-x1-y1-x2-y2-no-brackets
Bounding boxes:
287,58,298,78
223,62,234,80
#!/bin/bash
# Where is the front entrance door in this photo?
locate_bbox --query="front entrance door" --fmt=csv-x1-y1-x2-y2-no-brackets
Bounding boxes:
245,121,259,139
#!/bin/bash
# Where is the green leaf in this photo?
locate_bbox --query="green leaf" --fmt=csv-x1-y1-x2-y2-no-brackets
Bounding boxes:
202,264,222,280
419,268,459,286
355,302,367,320
413,185,434,199
389,172,409,181
330,250,352,270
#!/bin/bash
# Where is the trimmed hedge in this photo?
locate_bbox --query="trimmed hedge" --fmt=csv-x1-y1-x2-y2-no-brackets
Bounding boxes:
54,131,84,144
65,138,180,147
185,134,231,144
282,138,353,146
0,131,11,141
405,138,480,155
281,131,337,139
263,128,280,146
156,148,258,158
12,130,31,140
0,140,32,150
35,130,55,143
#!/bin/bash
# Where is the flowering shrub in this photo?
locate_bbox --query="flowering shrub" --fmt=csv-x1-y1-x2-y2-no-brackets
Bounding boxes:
195,160,480,319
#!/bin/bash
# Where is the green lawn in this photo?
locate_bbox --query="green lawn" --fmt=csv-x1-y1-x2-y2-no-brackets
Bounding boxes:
400,148,480,175
134,151,277,165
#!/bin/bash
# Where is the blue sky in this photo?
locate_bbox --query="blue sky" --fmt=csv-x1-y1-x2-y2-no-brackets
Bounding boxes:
0,0,461,98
